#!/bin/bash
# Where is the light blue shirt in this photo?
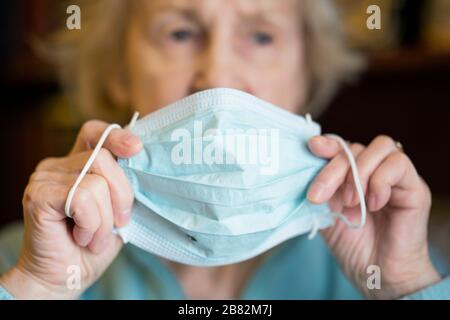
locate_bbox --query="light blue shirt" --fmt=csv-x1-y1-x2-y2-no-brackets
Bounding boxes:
0,222,449,300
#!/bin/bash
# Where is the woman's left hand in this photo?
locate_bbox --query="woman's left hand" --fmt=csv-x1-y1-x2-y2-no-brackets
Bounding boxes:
307,135,441,299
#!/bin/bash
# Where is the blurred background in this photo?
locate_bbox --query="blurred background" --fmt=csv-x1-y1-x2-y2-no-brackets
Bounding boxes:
0,0,449,263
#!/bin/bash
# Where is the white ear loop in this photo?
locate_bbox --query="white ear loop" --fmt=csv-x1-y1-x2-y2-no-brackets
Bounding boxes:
327,134,367,228
64,112,140,218
307,133,367,239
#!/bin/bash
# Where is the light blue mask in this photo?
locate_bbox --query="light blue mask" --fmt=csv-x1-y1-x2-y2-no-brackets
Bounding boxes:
64,88,366,266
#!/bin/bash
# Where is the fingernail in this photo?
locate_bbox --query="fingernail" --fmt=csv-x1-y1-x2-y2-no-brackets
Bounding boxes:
343,183,353,206
311,136,327,146
308,182,327,203
122,133,140,147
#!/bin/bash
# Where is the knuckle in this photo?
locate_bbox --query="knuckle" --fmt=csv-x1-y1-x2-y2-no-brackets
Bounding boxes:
22,182,52,219
23,182,44,207
35,157,58,172
390,150,410,166
81,120,101,135
29,171,47,183
95,175,109,192
374,134,395,148
349,143,365,153
72,191,99,225
346,144,366,182
74,187,93,205
22,183,38,210
92,148,112,171
84,174,109,196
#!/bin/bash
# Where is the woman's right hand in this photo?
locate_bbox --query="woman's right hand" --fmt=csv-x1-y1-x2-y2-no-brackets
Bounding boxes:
0,120,143,299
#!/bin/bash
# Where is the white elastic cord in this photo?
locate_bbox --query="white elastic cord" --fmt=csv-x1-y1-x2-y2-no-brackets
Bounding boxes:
307,134,367,239
305,113,312,125
64,112,140,218
307,215,321,240
129,111,139,129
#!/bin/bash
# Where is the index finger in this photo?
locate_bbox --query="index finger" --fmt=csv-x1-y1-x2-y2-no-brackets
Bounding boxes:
308,135,342,159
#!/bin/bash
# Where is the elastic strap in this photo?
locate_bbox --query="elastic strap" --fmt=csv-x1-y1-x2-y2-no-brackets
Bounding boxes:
64,113,139,218
308,134,367,239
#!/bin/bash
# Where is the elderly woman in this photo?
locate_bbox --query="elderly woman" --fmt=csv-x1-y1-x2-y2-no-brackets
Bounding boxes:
0,0,449,300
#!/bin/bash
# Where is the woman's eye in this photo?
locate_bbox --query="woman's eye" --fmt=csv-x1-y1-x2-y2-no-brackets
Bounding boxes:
251,32,274,45
169,29,194,42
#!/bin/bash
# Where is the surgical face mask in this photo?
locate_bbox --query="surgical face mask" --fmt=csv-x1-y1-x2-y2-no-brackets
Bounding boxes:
64,88,366,266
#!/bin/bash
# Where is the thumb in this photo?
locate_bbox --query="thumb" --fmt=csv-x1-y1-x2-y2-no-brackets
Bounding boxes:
71,120,142,158
308,135,342,159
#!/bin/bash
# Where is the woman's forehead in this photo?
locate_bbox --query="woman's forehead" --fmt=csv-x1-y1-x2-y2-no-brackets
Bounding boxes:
137,0,300,21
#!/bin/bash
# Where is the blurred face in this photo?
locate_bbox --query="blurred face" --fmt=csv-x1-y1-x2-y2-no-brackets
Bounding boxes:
120,0,306,115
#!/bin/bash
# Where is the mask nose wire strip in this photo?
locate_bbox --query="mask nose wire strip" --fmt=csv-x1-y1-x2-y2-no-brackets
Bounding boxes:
308,134,367,239
64,112,140,218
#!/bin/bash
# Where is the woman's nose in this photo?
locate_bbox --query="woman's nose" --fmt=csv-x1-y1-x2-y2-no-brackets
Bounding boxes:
193,38,245,92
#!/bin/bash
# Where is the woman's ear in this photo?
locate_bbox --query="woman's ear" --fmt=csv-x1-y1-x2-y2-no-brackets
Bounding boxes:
107,68,130,109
